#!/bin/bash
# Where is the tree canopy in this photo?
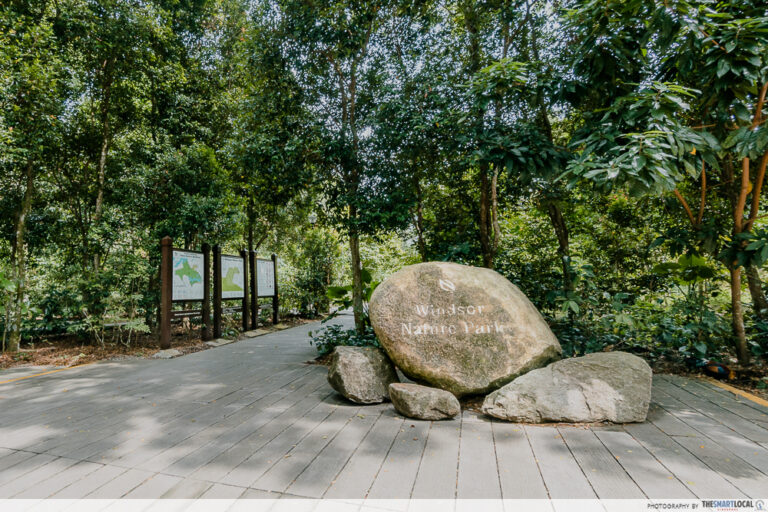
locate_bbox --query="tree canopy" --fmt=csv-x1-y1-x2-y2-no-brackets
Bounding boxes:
2,0,768,370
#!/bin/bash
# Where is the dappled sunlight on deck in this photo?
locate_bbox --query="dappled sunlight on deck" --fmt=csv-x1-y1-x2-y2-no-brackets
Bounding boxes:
1,314,767,499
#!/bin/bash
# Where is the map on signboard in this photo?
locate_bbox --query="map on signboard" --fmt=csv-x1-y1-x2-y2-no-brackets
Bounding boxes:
257,259,275,297
172,250,204,301
221,255,245,299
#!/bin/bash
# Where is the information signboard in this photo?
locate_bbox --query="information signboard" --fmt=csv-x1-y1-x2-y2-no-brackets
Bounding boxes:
172,250,205,301
257,259,275,297
221,254,245,299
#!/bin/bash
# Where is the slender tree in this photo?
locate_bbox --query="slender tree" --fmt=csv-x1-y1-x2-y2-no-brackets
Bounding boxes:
275,1,400,334
562,0,768,364
0,2,64,351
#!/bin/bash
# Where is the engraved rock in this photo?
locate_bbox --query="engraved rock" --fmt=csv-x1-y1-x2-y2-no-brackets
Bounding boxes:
327,346,399,404
482,351,652,423
369,262,561,397
389,383,460,420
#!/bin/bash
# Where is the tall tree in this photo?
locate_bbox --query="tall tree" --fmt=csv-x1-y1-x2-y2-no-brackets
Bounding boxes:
49,0,164,273
562,0,768,364
447,0,575,290
0,1,64,351
228,6,317,255
276,0,404,334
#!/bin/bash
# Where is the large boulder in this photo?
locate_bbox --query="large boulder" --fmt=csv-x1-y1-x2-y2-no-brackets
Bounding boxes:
482,351,652,423
389,383,461,420
327,346,399,404
369,262,561,397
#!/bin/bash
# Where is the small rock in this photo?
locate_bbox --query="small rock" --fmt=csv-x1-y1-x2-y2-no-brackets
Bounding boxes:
153,349,182,359
327,347,399,404
205,338,235,347
482,352,652,423
389,383,460,420
369,261,561,397
244,329,269,338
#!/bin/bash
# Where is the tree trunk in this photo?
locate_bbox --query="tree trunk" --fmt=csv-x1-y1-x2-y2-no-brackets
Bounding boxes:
414,177,427,262
462,2,493,268
92,57,115,274
7,160,35,352
148,271,158,333
730,267,750,364
2,297,11,353
479,164,493,268
546,201,572,294
247,198,254,252
746,264,768,320
491,165,501,256
349,206,365,335
92,131,109,272
724,157,751,364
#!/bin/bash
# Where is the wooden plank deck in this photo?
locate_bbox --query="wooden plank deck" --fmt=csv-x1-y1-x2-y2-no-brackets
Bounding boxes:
1,312,767,499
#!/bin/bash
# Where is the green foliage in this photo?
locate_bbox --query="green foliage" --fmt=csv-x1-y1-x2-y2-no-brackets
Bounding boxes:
494,187,739,363
555,0,768,363
359,234,421,281
652,254,717,285
3,0,768,371
0,269,14,312
309,324,380,356
77,289,151,348
564,83,716,195
33,284,82,335
280,228,340,318
325,267,379,324
547,260,730,362
551,291,731,361
727,229,768,268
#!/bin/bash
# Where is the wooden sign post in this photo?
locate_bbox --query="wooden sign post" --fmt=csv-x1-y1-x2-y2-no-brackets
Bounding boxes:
272,253,279,324
158,239,275,345
159,237,209,348
249,250,257,329
213,245,222,339
160,236,173,349
240,249,250,331
202,243,211,341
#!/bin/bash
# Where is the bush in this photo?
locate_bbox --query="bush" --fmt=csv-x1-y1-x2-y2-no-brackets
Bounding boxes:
280,227,339,318
550,287,731,363
17,250,154,347
309,324,380,355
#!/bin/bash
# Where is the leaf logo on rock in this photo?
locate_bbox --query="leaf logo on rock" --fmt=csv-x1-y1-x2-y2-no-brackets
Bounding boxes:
438,279,456,292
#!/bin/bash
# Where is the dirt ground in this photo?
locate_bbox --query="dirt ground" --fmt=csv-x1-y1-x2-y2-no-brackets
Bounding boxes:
0,316,315,371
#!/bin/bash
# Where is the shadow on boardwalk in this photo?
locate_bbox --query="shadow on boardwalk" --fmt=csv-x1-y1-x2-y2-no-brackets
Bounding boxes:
1,313,767,499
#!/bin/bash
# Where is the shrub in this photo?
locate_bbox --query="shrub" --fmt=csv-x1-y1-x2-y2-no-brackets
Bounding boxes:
279,228,339,318
309,324,380,355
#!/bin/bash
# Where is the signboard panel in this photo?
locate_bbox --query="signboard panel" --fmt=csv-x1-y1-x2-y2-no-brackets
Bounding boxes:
172,250,204,301
221,254,245,299
257,259,275,297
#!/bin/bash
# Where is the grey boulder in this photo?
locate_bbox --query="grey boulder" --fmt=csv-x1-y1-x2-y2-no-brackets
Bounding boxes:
389,383,460,420
482,352,652,423
327,346,399,404
369,262,562,397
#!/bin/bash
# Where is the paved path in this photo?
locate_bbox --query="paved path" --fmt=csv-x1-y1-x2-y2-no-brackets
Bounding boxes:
1,313,768,500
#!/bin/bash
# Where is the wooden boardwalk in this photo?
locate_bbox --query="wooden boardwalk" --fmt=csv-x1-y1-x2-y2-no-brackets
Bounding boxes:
1,313,767,500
